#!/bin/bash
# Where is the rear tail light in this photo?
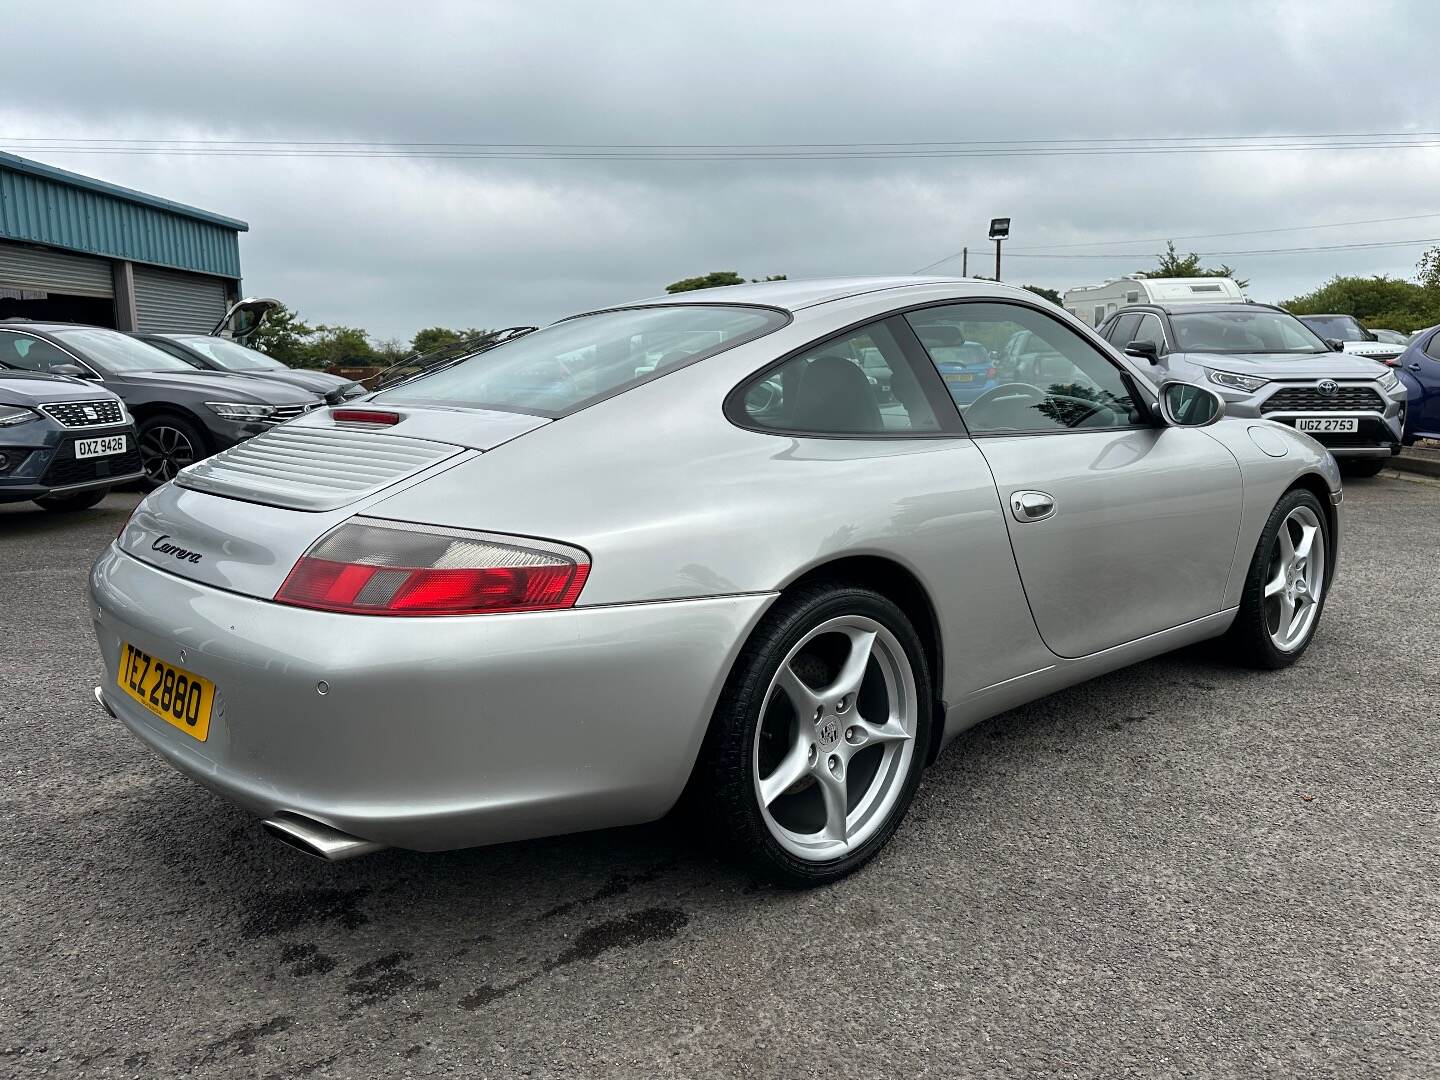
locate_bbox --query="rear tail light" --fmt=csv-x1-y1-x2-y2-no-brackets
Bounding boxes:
986,366,997,379
331,408,400,426
275,517,590,616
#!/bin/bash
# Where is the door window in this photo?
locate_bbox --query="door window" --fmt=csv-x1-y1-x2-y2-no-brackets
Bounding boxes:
1131,314,1167,351
1106,313,1140,345
907,303,1142,434
0,332,76,372
1425,332,1440,361
736,319,941,434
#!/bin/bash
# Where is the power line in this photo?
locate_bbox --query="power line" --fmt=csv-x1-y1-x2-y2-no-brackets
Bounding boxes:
5,137,1440,161
920,236,1440,272
5,129,1439,150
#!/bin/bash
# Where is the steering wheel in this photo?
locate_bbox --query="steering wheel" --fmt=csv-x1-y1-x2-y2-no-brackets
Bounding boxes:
965,382,1120,430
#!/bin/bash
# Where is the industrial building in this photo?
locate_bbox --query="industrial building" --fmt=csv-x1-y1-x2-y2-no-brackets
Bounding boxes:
0,151,247,333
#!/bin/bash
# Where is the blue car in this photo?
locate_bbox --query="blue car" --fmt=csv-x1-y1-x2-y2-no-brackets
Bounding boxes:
914,325,998,404
0,369,142,511
1394,325,1440,444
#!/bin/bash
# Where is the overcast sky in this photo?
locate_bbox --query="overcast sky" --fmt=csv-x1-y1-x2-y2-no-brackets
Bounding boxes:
4,0,1439,342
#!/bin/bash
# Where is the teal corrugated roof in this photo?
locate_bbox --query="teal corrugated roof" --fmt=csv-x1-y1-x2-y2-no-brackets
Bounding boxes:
0,152,246,279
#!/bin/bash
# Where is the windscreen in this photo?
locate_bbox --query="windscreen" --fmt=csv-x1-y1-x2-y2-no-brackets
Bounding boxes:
1298,315,1367,341
176,336,286,372
374,305,785,415
1171,311,1328,355
53,328,197,372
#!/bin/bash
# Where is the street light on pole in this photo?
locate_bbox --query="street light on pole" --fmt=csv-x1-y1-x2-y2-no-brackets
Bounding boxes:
989,217,1010,281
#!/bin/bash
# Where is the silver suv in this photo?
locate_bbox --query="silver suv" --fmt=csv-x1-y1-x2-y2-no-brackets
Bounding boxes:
1099,302,1406,476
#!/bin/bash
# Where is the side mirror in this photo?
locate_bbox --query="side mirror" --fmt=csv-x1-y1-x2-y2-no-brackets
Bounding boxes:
1326,339,1345,352
50,363,96,379
1159,381,1225,427
1124,340,1160,364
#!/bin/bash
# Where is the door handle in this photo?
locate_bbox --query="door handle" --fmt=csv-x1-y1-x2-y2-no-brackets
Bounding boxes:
1010,490,1056,523
1408,362,1423,372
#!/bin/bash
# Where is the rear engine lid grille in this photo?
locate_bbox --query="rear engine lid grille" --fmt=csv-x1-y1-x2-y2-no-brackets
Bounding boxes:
176,424,464,511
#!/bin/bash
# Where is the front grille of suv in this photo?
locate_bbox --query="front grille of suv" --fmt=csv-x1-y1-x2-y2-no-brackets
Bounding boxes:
1260,385,1385,413
41,399,125,427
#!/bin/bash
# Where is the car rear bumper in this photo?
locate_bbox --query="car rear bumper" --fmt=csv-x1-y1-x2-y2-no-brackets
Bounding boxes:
89,545,773,851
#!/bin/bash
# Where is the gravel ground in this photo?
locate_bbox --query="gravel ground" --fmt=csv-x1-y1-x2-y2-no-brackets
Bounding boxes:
2,477,1437,1079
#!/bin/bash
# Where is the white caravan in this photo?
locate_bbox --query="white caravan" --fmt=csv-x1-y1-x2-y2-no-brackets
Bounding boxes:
1063,276,1246,327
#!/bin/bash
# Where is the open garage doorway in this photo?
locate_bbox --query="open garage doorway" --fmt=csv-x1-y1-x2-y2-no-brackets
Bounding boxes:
0,286,115,327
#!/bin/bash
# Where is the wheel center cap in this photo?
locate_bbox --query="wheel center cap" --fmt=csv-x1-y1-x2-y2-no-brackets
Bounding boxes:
816,716,841,750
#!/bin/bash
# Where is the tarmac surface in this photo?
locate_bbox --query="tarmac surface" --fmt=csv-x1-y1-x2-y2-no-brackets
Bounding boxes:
2,476,1437,1078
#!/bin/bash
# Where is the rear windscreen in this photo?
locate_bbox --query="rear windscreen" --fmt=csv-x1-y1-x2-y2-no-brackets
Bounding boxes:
374,305,786,416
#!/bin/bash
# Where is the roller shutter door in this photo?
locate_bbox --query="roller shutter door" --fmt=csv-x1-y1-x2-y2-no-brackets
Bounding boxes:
0,241,113,297
133,265,230,332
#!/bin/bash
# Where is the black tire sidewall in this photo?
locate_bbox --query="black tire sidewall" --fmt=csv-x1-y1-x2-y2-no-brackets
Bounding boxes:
137,414,206,489
700,583,933,887
1229,488,1332,669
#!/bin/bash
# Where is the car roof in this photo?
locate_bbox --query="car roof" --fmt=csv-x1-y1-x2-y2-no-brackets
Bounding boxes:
616,276,980,314
1296,313,1354,319
0,320,123,334
1113,302,1289,317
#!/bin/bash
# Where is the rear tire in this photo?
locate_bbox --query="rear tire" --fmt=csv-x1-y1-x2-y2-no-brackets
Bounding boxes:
34,489,107,513
1222,488,1331,670
1338,458,1386,478
694,582,932,887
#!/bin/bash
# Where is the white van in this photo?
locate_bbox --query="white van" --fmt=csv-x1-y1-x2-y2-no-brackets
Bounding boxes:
1062,276,1246,327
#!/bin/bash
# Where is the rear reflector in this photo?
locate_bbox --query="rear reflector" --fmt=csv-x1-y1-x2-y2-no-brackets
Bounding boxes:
331,408,400,425
275,517,590,615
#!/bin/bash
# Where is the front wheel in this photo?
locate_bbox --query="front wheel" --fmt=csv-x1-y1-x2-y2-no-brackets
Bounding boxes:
695,583,932,887
138,415,204,489
1223,488,1331,669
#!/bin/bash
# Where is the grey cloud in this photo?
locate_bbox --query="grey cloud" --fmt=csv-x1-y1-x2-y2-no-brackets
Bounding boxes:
2,0,1438,339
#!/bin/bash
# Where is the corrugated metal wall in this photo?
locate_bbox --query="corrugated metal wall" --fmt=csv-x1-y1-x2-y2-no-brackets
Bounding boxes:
133,265,229,332
0,162,242,279
0,240,113,296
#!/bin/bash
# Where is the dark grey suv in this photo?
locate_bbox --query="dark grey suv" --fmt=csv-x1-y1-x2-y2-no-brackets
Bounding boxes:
0,322,323,487
0,368,142,511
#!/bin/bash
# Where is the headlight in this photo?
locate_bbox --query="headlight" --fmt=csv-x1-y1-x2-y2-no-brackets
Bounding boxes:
1206,369,1269,393
0,404,39,427
205,401,277,421
1376,369,1401,393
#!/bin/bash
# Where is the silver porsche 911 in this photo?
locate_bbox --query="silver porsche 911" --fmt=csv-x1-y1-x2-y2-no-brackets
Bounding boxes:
90,277,1341,885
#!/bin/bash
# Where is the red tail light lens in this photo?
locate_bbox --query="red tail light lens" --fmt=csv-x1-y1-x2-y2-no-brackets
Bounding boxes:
986,366,997,379
275,518,590,615
331,408,400,425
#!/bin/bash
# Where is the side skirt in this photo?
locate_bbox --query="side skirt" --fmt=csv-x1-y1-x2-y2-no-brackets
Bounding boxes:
936,608,1238,752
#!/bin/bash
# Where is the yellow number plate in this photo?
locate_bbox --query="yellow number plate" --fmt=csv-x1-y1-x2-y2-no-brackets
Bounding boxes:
944,372,975,383
117,642,216,741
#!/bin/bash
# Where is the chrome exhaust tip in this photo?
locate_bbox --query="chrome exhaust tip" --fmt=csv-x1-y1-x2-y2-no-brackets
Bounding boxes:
261,812,386,862
93,686,117,719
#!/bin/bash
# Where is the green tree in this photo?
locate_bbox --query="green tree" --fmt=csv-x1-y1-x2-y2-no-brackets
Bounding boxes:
246,303,313,367
409,326,492,354
1281,274,1440,334
1023,285,1063,305
299,325,379,370
1135,241,1248,288
665,271,786,293
1417,245,1440,292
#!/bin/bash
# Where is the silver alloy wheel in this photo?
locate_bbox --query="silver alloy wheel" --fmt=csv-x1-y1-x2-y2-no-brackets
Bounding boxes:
1264,504,1326,652
140,424,197,483
752,615,918,862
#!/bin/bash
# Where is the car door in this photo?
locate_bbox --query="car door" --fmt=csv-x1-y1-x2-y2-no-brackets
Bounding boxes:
905,301,1243,659
1409,329,1440,436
